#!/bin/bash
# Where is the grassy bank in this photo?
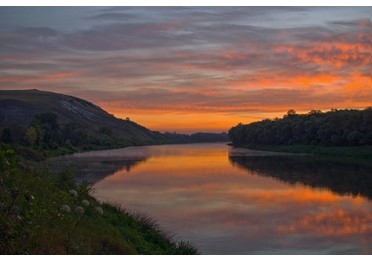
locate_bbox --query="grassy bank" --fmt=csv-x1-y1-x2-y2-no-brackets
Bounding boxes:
0,147,199,254
9,143,137,162
231,144,372,160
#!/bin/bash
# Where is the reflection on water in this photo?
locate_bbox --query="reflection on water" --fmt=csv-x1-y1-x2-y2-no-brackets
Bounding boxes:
229,154,372,199
46,148,149,184
48,143,372,254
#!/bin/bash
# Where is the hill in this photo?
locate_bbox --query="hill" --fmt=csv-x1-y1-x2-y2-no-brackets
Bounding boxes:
0,89,229,159
0,89,160,148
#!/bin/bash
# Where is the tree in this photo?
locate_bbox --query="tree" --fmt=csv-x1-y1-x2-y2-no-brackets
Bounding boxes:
1,128,12,144
25,126,38,146
284,109,297,119
31,112,60,145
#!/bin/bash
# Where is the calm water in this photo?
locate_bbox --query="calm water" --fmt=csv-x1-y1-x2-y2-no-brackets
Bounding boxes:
47,143,372,254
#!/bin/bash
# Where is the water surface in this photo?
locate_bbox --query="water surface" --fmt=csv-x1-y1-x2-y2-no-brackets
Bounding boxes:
47,143,372,254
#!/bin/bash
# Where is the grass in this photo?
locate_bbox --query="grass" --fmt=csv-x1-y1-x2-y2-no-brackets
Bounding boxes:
0,147,200,254
11,143,131,162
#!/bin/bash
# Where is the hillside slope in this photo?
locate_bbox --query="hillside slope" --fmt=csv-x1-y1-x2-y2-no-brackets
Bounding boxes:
0,89,159,147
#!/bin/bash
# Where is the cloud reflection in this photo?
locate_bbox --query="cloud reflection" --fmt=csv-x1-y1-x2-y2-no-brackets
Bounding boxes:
89,144,372,254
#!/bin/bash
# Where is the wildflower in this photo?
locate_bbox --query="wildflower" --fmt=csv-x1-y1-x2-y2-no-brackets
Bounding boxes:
95,207,103,215
75,206,84,214
69,189,78,198
60,204,71,213
81,200,90,206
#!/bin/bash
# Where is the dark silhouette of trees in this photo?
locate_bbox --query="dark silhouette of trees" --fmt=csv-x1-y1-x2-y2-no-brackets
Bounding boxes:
1,128,12,144
228,108,372,146
1,110,230,153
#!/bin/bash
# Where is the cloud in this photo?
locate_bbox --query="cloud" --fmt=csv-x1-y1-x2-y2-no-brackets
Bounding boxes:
88,12,139,21
0,7,371,132
61,21,193,51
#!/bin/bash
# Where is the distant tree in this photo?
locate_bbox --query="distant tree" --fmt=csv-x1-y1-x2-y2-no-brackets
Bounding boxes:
1,128,12,144
347,130,364,146
31,112,60,145
25,126,38,146
284,109,297,118
309,109,322,115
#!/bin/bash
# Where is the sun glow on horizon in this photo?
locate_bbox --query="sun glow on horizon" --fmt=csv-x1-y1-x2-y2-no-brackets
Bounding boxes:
0,7,371,132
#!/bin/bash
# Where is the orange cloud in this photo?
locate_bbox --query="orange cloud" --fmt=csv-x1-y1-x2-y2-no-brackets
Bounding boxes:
274,41,370,70
0,71,79,83
276,209,372,237
1,22,371,133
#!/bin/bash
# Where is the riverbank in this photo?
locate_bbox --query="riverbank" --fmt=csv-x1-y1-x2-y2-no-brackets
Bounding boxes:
229,144,372,161
0,147,199,254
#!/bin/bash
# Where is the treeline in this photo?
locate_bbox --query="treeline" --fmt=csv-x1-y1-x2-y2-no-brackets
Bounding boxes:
229,108,372,147
0,112,229,149
0,112,138,159
0,111,229,160
155,131,229,144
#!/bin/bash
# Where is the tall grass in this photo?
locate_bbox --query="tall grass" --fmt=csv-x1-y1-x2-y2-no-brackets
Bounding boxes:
0,147,199,254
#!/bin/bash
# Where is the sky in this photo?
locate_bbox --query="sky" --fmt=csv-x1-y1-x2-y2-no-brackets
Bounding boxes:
0,7,371,133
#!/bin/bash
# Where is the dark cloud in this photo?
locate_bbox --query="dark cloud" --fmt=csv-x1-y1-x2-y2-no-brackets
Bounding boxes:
61,22,193,51
88,12,139,21
0,26,61,55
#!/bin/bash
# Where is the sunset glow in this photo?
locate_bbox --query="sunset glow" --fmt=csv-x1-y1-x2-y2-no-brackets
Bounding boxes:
0,7,371,132
89,143,372,254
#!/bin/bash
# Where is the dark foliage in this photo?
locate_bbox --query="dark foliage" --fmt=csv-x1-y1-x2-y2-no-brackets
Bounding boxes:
229,108,372,147
0,90,229,161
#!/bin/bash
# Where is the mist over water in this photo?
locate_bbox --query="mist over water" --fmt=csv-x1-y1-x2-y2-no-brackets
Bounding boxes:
49,143,372,254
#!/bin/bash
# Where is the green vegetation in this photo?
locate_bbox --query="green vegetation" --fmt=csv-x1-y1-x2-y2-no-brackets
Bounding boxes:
0,111,229,161
0,147,199,254
0,89,229,160
0,112,149,161
229,108,372,158
0,89,160,149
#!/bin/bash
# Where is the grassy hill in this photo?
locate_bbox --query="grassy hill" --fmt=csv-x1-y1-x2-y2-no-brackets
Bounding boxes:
0,89,160,149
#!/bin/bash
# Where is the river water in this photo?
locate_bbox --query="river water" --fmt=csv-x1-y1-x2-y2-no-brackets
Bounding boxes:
47,143,372,254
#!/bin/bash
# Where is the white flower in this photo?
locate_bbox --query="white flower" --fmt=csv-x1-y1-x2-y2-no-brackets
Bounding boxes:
95,207,103,215
60,204,71,213
68,189,78,198
81,200,90,206
75,206,84,214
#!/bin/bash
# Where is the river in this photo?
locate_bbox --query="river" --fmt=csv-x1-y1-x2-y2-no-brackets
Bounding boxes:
46,143,372,254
